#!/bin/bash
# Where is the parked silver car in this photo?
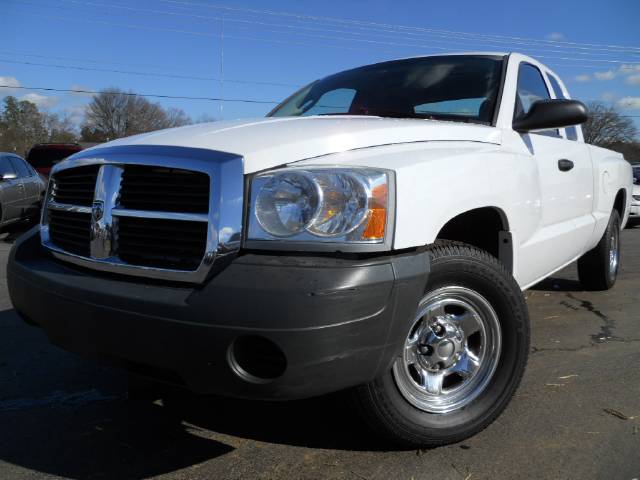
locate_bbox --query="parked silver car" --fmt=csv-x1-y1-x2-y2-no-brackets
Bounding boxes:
0,153,46,229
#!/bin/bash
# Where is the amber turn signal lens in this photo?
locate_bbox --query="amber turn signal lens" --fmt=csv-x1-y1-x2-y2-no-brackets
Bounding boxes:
362,184,388,240
363,208,386,239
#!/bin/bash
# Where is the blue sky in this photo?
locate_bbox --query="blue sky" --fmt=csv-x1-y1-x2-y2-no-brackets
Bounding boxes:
1,0,639,130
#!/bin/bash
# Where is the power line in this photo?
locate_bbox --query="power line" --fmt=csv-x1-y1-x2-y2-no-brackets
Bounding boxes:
0,50,183,70
0,58,300,88
0,85,280,104
157,0,640,54
10,8,640,67
28,0,640,61
2,85,639,118
8,10,383,54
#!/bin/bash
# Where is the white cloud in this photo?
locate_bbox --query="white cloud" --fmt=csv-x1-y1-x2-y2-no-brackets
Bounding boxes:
601,92,616,101
575,64,640,85
20,93,59,108
617,96,640,110
65,104,87,125
546,32,565,41
625,74,640,86
0,75,21,93
594,70,616,81
620,64,640,75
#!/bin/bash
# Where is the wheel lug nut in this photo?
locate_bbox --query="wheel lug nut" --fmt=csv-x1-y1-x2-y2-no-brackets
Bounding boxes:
418,344,433,355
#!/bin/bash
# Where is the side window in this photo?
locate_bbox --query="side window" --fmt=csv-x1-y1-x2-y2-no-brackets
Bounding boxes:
514,63,558,136
547,75,579,141
10,157,32,178
515,64,551,116
0,158,17,178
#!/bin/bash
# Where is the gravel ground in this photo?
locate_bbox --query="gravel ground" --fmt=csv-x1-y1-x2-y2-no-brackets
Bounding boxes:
0,223,638,480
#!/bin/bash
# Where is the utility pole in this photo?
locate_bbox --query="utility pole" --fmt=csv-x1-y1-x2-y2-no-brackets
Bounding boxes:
219,15,224,120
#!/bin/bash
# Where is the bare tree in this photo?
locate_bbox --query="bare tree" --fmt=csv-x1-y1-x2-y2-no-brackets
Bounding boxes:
193,113,217,124
165,107,192,128
82,88,192,142
582,102,638,149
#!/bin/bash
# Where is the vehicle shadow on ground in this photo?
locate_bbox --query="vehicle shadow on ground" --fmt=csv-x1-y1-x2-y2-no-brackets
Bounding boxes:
0,397,235,479
0,222,36,244
0,308,385,479
529,276,584,292
161,389,385,451
0,386,384,479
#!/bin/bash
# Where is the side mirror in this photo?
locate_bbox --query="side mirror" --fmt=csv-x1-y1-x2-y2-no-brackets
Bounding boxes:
513,99,588,133
1,172,17,181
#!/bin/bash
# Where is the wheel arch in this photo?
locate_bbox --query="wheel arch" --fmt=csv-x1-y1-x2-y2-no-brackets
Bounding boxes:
613,188,626,220
434,206,514,273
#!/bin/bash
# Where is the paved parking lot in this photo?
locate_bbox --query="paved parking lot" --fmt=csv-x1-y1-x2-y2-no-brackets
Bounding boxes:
0,223,638,480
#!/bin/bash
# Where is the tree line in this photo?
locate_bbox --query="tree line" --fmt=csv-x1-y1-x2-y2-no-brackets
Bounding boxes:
1,88,639,161
0,88,210,154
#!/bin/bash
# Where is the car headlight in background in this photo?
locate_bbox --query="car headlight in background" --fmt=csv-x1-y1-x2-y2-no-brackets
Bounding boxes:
248,167,393,249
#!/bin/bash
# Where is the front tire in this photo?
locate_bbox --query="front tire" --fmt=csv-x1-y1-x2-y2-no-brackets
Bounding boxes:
578,210,621,291
354,241,529,448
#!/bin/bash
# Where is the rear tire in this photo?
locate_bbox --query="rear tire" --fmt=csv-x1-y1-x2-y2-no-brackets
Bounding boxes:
353,241,529,448
578,210,621,291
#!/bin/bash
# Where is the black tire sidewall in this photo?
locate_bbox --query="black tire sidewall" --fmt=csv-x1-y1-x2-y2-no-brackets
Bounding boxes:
370,249,529,442
605,212,621,286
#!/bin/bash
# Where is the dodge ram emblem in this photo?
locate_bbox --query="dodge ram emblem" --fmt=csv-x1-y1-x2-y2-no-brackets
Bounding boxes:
92,201,104,222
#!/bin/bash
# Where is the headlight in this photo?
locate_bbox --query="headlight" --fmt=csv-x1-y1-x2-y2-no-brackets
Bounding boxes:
255,171,320,237
248,167,393,250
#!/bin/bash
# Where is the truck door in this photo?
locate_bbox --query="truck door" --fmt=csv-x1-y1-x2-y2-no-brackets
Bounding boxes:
513,63,593,282
545,73,594,249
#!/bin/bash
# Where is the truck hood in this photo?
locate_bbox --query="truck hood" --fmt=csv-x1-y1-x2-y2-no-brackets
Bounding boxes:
98,116,502,173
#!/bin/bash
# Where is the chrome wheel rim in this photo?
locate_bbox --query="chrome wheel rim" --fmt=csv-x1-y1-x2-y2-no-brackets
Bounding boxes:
609,227,620,278
393,286,502,414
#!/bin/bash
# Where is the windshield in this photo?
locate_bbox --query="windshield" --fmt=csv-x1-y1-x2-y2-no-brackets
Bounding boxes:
633,166,640,185
269,55,505,125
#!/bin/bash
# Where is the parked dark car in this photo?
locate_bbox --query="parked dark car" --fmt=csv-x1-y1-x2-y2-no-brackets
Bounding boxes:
0,153,46,229
26,143,83,177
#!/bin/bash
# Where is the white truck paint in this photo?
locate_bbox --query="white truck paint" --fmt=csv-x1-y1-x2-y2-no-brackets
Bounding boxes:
90,52,632,289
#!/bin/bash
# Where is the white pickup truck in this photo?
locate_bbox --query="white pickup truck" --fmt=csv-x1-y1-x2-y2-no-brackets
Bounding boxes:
8,52,633,447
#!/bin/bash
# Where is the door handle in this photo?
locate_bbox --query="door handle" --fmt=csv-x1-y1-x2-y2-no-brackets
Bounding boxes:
558,159,574,172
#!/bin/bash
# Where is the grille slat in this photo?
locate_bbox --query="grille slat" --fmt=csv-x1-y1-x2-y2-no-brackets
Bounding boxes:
119,235,205,248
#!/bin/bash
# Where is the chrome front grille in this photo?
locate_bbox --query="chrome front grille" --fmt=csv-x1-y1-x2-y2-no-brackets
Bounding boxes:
41,145,244,283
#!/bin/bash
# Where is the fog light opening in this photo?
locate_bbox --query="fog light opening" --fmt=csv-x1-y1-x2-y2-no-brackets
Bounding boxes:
228,335,287,384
